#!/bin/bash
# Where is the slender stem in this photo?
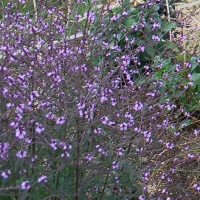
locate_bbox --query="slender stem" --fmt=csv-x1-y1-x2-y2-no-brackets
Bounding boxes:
33,0,38,22
100,172,109,200
55,171,60,191
75,118,81,200
65,0,71,30
165,0,172,41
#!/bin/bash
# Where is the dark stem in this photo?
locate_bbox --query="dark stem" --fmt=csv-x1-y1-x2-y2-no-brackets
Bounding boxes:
75,118,81,200
100,172,109,200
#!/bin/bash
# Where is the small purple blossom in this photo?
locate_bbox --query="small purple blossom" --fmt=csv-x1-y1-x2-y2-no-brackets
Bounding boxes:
1,170,11,179
110,14,120,21
35,123,45,134
152,35,160,42
133,101,143,111
56,116,65,125
18,0,26,4
166,142,174,149
194,184,200,191
50,139,57,150
38,175,47,183
184,62,191,68
61,151,70,158
194,129,199,136
21,181,31,190
94,128,102,134
16,150,27,158
46,112,55,120
96,145,102,152
85,153,93,161
131,25,138,31
31,155,37,162
84,10,95,21
15,128,26,139
139,195,145,200
188,153,194,158
112,161,118,169
101,116,109,125
118,148,125,156
119,122,128,131
30,91,40,101
152,22,161,30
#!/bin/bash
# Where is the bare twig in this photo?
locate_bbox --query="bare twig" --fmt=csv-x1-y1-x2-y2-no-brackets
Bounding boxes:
33,0,38,21
165,0,172,41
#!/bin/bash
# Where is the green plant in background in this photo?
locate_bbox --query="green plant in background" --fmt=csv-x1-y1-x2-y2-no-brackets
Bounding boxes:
152,52,200,129
89,0,178,82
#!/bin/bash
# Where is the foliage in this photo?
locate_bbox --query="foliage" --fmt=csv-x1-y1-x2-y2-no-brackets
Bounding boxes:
88,0,180,95
0,0,200,200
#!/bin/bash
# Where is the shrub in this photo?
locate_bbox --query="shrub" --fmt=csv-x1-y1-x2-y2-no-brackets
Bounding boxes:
0,0,199,199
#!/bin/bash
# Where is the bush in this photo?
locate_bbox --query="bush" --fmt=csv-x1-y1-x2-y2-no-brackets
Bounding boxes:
0,0,199,199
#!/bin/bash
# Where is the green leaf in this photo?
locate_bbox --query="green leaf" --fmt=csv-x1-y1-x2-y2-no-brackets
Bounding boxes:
166,42,179,52
0,196,12,200
192,73,200,82
156,41,179,53
117,32,122,41
161,21,176,32
124,16,135,27
178,119,191,130
176,53,190,61
146,45,155,58
192,63,198,71
123,0,130,8
191,56,197,62
92,55,102,66
113,7,122,14
179,96,187,104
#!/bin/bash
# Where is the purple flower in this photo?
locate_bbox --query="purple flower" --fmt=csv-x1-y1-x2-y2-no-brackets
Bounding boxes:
119,122,128,131
21,181,31,190
46,112,55,120
50,139,57,150
188,153,194,158
85,153,93,161
110,14,120,21
194,129,199,136
94,128,102,134
30,91,40,101
112,161,118,169
61,151,70,158
194,184,200,191
38,175,47,183
56,116,65,125
101,116,109,125
18,0,26,4
152,22,161,30
31,155,38,162
84,11,95,21
16,150,27,158
35,123,45,134
96,145,102,152
152,35,160,42
166,142,174,149
1,170,11,179
133,101,143,111
139,195,145,200
131,25,138,31
15,128,26,139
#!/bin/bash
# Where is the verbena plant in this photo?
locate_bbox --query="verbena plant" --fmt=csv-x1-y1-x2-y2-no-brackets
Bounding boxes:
0,0,200,199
